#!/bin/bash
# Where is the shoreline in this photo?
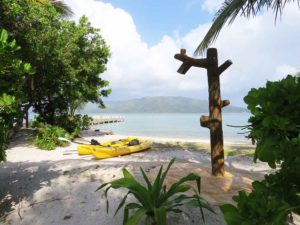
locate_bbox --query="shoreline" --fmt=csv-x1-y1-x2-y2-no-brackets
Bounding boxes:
81,129,254,146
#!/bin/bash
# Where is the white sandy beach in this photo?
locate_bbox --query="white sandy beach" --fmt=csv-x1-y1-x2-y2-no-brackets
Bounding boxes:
0,130,298,225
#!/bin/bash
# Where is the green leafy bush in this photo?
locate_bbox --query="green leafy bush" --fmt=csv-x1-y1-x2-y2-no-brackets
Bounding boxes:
97,158,214,225
55,114,92,140
31,119,46,129
33,114,92,134
0,28,34,162
0,123,9,161
221,75,300,225
220,180,291,225
0,94,22,161
53,114,92,133
32,114,92,141
0,94,17,161
244,75,300,214
244,75,300,168
35,125,69,150
32,113,92,150
1,1,111,124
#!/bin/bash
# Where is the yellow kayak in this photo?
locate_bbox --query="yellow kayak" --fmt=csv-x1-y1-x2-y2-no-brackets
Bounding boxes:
91,140,152,159
77,144,95,155
77,138,149,156
77,137,137,155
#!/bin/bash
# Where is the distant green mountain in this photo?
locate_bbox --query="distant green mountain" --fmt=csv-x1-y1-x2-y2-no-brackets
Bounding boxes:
83,96,248,113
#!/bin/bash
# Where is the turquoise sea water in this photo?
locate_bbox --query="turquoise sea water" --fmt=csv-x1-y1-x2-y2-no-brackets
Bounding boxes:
91,113,251,142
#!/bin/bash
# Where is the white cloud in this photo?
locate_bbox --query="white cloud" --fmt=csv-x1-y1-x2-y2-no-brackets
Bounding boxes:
65,0,208,100
182,3,300,104
65,0,300,106
201,0,223,14
274,65,299,80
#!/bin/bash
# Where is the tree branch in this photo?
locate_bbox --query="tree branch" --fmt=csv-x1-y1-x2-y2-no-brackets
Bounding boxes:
217,60,232,75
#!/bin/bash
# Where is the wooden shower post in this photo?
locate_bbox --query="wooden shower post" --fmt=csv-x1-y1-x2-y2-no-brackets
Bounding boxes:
174,48,232,176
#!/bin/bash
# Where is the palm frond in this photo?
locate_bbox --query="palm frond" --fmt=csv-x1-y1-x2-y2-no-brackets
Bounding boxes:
194,0,247,55
194,0,300,55
50,0,73,17
29,0,73,16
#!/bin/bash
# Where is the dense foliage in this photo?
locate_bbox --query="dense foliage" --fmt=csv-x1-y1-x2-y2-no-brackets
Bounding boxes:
29,0,73,17
244,75,300,169
0,94,16,161
0,28,34,161
0,0,110,124
32,114,92,150
0,0,110,154
53,114,92,133
97,158,214,225
221,75,300,224
34,124,69,150
34,114,92,133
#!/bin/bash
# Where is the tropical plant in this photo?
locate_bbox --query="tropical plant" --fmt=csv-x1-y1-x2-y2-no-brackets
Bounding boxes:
97,158,214,225
0,95,18,161
52,114,92,133
195,0,300,54
220,181,292,225
220,75,300,224
32,113,92,150
0,0,111,125
244,75,300,168
0,28,35,99
33,114,91,133
0,123,8,161
0,28,35,161
0,1,108,156
35,125,70,150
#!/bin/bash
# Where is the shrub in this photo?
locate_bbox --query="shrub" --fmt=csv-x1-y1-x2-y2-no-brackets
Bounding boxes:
32,113,92,150
33,114,92,134
220,180,291,225
0,122,9,161
80,114,93,130
32,114,92,144
0,94,20,162
244,75,300,168
0,28,35,162
35,125,69,150
221,75,300,224
244,75,300,214
97,158,214,225
54,114,92,139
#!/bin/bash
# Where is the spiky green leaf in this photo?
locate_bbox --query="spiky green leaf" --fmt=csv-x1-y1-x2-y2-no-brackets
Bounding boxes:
125,208,147,225
154,207,167,225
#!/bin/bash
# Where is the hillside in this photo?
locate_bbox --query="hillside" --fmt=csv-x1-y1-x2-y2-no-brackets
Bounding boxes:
83,96,247,113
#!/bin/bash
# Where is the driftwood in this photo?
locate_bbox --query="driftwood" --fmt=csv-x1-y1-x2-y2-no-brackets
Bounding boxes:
174,48,232,176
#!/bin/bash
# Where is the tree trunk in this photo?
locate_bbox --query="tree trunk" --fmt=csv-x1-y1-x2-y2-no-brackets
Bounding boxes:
174,48,232,176
206,48,225,176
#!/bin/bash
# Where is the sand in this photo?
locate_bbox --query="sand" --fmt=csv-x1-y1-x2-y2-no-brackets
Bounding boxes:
0,130,298,225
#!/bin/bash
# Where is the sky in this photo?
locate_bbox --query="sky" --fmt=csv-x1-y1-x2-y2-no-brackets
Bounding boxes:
64,0,300,107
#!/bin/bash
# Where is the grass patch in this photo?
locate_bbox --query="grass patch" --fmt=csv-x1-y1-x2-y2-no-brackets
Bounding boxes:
152,141,255,157
224,148,255,157
152,141,209,152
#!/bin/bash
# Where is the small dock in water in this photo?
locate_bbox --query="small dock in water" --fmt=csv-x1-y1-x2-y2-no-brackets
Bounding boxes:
91,115,124,125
